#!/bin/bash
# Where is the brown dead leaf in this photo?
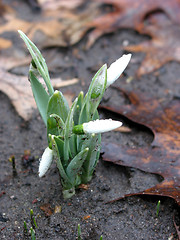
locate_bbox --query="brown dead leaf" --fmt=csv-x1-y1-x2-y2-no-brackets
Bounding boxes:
83,215,91,220
114,126,131,133
40,203,53,216
37,0,83,10
1,0,180,50
0,2,101,48
0,18,68,47
86,0,180,48
0,38,12,49
101,88,180,204
125,13,180,76
40,2,101,47
78,184,89,190
0,56,78,121
0,0,14,16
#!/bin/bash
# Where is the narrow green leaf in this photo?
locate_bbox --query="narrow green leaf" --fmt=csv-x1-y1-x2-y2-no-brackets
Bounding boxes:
81,133,100,183
64,97,78,138
156,200,161,217
53,136,72,188
23,221,28,233
77,224,82,240
88,110,101,174
86,64,107,120
69,134,77,158
47,90,69,137
29,71,49,125
95,133,101,167
18,30,54,96
78,65,107,135
79,64,107,124
63,98,77,163
74,91,84,125
66,147,89,185
78,93,88,124
30,227,36,240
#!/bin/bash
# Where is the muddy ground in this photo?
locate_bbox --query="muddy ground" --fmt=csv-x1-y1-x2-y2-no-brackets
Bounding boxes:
0,1,180,239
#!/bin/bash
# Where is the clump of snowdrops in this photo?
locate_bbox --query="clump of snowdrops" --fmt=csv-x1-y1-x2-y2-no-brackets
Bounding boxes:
18,30,131,199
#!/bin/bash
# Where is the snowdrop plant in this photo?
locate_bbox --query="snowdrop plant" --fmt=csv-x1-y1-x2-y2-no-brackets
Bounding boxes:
18,30,131,198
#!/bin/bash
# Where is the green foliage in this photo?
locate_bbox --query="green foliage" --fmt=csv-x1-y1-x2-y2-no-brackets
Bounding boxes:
29,71,49,125
23,209,37,240
30,227,36,240
18,30,54,96
77,224,81,240
19,31,108,198
156,200,161,217
30,209,38,229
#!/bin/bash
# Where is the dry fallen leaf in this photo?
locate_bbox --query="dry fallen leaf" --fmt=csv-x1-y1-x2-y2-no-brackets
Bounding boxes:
0,56,78,120
114,126,131,133
101,87,180,205
1,0,180,50
83,215,91,220
40,203,53,216
0,1,101,49
125,13,180,76
37,0,83,10
86,0,180,48
0,38,12,49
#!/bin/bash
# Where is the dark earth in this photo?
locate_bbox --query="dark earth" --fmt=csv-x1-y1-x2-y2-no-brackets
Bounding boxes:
0,1,179,239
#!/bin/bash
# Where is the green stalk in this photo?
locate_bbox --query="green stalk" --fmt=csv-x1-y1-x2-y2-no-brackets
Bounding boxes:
30,227,36,240
18,30,54,96
23,221,28,233
156,200,161,217
77,224,82,240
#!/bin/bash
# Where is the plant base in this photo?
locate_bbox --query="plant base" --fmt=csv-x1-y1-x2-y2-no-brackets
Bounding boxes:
63,187,75,199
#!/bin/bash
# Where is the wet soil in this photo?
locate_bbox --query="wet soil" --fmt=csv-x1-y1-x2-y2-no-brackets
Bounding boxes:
0,1,180,239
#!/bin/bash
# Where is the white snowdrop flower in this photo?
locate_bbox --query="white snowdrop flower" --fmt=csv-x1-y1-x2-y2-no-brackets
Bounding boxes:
39,147,53,177
83,119,122,134
107,54,132,88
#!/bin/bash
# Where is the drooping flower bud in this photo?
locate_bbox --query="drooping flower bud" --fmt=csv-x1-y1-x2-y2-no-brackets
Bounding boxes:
39,147,53,177
73,119,122,134
107,54,132,88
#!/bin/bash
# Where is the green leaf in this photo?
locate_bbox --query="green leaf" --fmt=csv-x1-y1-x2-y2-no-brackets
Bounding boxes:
53,136,71,187
69,134,77,158
49,113,65,135
47,90,69,137
66,147,89,185
89,134,101,174
77,224,82,240
30,227,36,240
86,64,107,119
29,71,49,125
80,133,100,183
63,98,78,163
78,64,107,126
18,30,54,96
74,91,84,125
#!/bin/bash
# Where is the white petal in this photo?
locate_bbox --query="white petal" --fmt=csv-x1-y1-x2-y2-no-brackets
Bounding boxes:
107,54,132,87
83,119,122,134
39,147,53,177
